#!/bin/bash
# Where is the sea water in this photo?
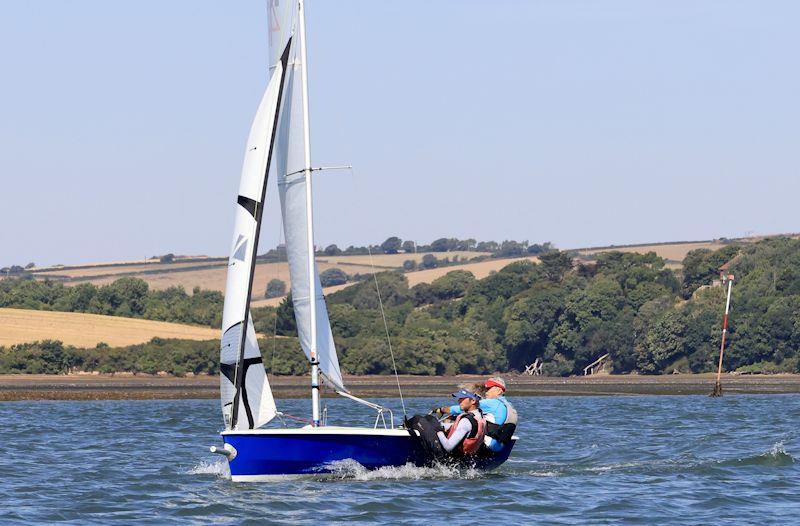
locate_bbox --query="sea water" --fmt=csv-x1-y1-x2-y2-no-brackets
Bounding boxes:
1,394,799,524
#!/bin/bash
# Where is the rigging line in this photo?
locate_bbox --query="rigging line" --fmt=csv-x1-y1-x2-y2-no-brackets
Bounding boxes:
351,165,407,418
268,215,286,385
366,243,407,418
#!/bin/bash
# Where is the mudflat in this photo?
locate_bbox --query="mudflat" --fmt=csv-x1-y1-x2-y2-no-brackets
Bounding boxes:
2,373,800,401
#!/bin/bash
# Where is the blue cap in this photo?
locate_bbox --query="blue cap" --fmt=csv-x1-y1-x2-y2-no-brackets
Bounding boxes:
451,388,481,401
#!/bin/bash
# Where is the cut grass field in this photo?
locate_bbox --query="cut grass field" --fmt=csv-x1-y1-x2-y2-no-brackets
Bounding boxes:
75,260,382,293
250,256,541,307
576,241,727,263
0,308,219,347
30,251,488,297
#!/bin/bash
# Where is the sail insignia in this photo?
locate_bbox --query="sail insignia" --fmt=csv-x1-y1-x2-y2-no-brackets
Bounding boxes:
237,195,258,218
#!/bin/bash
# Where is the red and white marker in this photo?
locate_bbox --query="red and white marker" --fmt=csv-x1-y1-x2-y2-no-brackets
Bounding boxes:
712,275,734,396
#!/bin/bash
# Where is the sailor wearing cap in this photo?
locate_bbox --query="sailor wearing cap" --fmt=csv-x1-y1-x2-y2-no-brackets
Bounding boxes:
441,377,518,452
436,388,487,455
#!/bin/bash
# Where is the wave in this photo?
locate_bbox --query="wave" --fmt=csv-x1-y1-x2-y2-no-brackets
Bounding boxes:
718,442,796,468
324,459,483,481
512,442,796,478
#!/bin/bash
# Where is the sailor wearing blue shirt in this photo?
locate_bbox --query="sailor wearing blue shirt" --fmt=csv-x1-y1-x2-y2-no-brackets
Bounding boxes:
440,377,517,452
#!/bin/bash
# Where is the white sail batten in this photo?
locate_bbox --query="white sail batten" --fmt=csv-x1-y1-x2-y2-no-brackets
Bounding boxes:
219,43,291,430
272,1,346,392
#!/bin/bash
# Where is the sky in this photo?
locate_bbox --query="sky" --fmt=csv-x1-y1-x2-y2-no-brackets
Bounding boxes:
1,0,798,267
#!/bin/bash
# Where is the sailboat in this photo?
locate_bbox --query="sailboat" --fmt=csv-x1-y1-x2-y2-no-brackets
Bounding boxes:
210,0,515,481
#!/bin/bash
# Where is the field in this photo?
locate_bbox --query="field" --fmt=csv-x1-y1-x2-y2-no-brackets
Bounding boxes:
19,237,788,307
405,256,540,286
28,251,488,300
252,255,539,307
0,308,219,347
576,241,727,263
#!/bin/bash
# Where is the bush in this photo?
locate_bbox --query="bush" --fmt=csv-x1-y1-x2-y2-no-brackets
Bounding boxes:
265,279,286,299
320,268,348,287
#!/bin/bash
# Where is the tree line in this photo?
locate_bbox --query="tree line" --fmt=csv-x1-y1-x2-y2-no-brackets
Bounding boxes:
316,237,554,258
3,237,800,376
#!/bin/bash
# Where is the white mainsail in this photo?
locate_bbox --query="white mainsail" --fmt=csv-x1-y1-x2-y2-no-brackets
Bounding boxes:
219,41,292,430
271,1,346,391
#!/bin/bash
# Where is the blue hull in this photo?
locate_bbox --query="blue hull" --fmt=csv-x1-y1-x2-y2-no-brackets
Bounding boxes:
222,428,515,480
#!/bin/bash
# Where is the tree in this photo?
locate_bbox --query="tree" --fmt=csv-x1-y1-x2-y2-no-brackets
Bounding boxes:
25,262,35,269
496,240,526,258
109,277,149,316
421,254,439,269
265,279,286,299
402,259,417,271
276,294,297,335
430,238,456,252
681,245,740,298
428,270,475,301
476,241,499,252
539,251,573,282
455,238,477,251
503,285,566,369
527,242,553,255
380,237,402,254
323,244,341,256
160,253,175,264
320,268,348,287
402,240,416,253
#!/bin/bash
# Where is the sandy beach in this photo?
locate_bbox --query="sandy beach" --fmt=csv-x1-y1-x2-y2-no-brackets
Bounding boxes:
2,373,800,401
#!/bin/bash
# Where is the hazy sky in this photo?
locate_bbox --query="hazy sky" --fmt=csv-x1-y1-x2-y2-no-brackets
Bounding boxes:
1,1,798,267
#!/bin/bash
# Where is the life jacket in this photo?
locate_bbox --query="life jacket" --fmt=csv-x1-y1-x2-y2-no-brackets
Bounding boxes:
499,396,518,425
485,397,518,445
446,411,486,455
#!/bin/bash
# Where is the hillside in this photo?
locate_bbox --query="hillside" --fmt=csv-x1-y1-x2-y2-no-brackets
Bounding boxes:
10,234,795,310
251,255,542,307
575,241,727,266
0,308,218,347
27,251,482,292
4,236,800,377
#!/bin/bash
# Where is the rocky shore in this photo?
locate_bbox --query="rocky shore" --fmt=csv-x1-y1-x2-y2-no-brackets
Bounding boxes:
2,373,800,401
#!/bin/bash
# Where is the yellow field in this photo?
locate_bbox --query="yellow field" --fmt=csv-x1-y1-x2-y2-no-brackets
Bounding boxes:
317,251,482,267
251,256,538,307
0,308,219,347
37,259,219,278
36,252,485,297
577,241,727,262
405,256,539,286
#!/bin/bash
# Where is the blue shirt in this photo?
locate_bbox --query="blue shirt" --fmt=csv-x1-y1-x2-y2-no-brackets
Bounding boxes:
449,397,510,452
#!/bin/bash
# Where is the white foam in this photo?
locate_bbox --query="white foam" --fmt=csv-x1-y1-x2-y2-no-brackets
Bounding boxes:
188,459,231,479
324,459,482,481
769,442,787,456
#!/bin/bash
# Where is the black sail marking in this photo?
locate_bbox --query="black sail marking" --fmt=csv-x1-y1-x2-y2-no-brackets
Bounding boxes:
237,195,258,218
239,357,263,429
220,362,237,385
230,36,293,429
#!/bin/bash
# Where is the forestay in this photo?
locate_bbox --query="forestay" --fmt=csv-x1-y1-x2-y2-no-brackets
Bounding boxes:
219,41,292,430
271,2,346,391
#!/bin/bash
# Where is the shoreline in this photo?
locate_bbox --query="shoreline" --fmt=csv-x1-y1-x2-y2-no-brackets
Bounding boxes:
2,373,800,401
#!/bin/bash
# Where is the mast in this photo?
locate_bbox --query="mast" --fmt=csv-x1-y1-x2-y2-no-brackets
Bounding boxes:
297,0,321,426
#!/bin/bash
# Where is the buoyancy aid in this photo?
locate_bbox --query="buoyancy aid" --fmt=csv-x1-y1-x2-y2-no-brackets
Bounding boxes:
446,411,486,455
486,397,518,445
502,397,518,426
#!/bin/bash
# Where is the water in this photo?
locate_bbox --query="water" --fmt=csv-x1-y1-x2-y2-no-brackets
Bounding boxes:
2,395,800,524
